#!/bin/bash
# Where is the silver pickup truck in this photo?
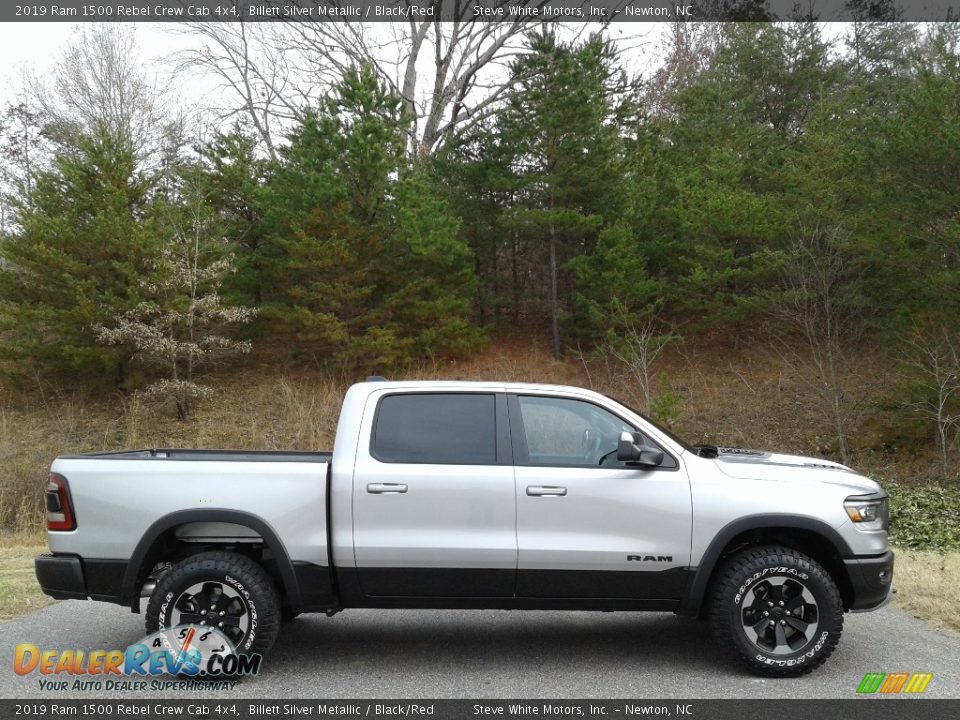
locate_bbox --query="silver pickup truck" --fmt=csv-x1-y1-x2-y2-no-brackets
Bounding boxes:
36,379,893,676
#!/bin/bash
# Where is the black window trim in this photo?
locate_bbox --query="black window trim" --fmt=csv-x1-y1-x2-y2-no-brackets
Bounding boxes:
369,391,511,467
506,393,679,472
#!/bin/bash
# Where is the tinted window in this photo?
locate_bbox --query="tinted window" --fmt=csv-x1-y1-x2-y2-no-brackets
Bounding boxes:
372,393,497,465
518,396,635,467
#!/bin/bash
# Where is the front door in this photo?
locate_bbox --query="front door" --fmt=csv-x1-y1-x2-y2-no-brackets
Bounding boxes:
352,390,517,597
509,393,692,599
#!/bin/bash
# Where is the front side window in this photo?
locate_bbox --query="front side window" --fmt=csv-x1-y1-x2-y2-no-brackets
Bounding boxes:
517,395,636,467
372,393,497,465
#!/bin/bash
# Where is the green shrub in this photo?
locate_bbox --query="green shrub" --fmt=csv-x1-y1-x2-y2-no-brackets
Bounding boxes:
885,480,960,551
650,373,683,426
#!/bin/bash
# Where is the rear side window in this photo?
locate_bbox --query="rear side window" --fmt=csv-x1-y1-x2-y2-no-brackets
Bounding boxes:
372,393,497,465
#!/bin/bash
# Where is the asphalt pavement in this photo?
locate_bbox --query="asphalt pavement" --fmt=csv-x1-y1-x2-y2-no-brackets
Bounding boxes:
1,601,957,699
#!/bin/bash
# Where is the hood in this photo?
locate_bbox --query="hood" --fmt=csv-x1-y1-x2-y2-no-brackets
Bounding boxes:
710,447,881,494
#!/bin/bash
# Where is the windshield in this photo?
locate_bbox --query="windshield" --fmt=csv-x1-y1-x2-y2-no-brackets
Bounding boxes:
604,393,694,453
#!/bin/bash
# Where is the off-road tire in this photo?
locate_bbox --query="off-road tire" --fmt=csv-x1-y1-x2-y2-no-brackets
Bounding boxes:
146,550,280,657
708,545,843,677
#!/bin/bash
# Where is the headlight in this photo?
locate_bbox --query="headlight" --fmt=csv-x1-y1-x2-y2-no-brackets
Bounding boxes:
844,495,889,531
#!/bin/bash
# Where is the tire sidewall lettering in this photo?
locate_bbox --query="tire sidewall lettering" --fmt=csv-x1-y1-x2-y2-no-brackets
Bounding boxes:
734,566,809,605
754,630,830,667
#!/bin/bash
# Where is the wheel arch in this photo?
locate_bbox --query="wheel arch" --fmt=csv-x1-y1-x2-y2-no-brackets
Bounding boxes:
679,515,855,617
122,509,301,612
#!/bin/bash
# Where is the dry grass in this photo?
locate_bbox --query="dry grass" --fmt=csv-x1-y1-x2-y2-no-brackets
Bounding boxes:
0,337,953,627
0,372,351,534
0,544,53,622
0,334,941,536
891,549,960,637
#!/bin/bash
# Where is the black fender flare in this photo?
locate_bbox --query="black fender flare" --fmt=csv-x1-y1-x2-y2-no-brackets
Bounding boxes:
678,514,854,616
122,509,301,611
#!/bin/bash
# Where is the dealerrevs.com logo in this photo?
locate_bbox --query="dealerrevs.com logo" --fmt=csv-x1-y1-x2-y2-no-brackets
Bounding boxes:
856,672,933,695
13,624,261,691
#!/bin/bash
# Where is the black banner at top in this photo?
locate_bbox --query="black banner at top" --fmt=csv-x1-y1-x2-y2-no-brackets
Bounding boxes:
4,0,959,23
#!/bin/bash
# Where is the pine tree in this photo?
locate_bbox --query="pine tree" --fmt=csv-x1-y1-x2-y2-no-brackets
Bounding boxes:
196,130,270,308
432,121,516,329
0,130,157,385
658,22,835,349
262,65,480,370
498,31,633,357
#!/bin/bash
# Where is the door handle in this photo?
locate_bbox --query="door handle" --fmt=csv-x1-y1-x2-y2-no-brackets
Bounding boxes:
526,485,567,497
367,483,408,494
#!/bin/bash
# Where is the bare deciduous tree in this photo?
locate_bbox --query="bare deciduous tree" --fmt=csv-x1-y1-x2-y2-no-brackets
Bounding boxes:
768,223,872,465
645,21,720,118
900,324,960,477
605,307,680,415
173,21,295,161
178,4,559,161
28,25,171,169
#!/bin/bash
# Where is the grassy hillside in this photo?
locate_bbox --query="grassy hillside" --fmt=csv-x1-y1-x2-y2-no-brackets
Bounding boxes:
2,337,959,631
0,335,952,538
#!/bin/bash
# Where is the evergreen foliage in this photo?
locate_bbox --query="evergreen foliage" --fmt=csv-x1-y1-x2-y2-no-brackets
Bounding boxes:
2,22,960,463
0,131,157,386
260,65,480,371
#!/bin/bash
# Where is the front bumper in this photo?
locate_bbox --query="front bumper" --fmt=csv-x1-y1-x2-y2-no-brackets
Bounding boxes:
35,554,126,604
844,549,894,612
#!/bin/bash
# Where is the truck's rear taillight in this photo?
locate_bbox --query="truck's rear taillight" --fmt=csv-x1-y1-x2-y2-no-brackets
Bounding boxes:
45,473,76,531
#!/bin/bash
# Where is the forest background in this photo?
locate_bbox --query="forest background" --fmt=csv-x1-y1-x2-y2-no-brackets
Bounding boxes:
1,18,959,626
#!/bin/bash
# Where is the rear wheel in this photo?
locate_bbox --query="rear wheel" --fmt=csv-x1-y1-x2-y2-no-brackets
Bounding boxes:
708,545,843,677
146,550,280,657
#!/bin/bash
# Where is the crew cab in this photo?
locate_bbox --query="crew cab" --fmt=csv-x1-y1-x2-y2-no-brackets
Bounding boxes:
36,379,893,676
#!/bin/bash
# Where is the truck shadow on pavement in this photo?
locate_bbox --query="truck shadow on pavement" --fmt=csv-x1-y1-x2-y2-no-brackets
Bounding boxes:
270,609,727,675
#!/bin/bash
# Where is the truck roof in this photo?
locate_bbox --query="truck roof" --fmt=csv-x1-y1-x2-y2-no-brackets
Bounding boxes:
360,378,604,394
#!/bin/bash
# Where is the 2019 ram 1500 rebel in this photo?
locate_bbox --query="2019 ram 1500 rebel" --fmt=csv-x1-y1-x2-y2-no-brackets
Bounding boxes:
35,379,893,676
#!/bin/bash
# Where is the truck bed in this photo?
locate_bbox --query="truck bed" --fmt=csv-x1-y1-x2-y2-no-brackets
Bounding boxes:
47,448,334,602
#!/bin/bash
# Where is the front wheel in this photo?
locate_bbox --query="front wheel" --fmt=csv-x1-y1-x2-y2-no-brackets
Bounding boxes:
146,550,280,657
708,546,843,677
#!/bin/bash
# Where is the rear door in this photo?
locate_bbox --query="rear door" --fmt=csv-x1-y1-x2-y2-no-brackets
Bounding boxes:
510,393,692,600
351,390,517,597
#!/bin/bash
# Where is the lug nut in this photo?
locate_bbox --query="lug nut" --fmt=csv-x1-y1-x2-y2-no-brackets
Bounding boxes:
768,602,773,607
780,620,786,625
218,622,223,628
763,611,769,617
200,620,206,626
769,621,775,627
785,610,791,616
219,611,225,616
778,601,784,607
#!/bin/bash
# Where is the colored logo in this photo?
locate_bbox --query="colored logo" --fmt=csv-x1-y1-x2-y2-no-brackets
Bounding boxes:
14,624,261,679
856,672,933,695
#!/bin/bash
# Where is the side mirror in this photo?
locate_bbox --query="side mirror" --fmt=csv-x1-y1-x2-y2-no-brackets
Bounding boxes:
617,431,665,467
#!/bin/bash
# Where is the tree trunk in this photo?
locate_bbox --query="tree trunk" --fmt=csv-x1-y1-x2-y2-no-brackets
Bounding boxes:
474,235,486,327
549,227,561,359
937,420,949,478
833,393,850,465
511,231,520,326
